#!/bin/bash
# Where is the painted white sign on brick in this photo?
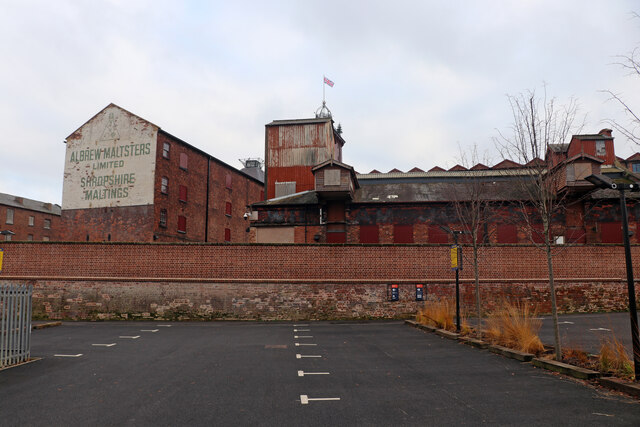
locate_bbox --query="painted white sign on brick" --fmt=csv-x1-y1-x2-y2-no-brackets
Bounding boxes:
62,105,158,209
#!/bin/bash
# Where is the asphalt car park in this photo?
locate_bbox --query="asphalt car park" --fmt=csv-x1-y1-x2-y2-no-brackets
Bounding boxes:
1,320,640,426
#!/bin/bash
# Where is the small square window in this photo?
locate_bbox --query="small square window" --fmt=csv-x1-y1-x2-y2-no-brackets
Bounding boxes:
6,208,14,225
225,202,232,216
162,142,170,159
27,234,33,241
178,215,187,234
44,218,51,229
224,228,231,242
179,185,188,202
159,209,167,228
633,163,640,173
28,216,34,226
180,153,188,170
161,177,169,194
42,236,49,242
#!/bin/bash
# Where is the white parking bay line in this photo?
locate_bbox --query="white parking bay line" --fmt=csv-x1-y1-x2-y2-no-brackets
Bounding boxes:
54,354,83,357
294,335,313,339
295,343,317,346
140,329,159,332
157,325,172,327
293,324,309,327
300,395,340,405
558,321,574,325
294,329,311,332
296,354,322,359
119,335,141,339
92,343,116,347
590,328,611,331
298,370,330,377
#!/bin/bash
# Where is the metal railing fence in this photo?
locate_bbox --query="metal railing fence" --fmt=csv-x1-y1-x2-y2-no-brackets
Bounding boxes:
0,284,32,369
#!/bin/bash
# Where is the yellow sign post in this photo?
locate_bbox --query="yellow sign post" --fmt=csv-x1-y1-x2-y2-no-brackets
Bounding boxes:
450,246,459,270
0,249,3,273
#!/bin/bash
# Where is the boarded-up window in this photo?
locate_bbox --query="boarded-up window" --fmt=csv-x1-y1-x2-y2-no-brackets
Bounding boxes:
462,228,484,244
325,169,341,186
360,225,379,243
178,215,187,233
275,181,296,198
393,225,414,243
497,224,517,243
574,162,591,180
596,140,606,156
162,142,170,159
601,222,622,243
225,202,232,216
327,231,346,243
180,153,188,170
179,185,188,202
6,208,14,224
226,174,232,189
44,218,51,229
28,216,34,226
428,225,448,243
224,228,231,242
566,228,586,244
530,224,545,244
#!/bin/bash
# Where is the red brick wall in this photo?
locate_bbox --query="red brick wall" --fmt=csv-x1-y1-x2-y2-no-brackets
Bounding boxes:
1,242,638,320
154,132,209,242
1,204,60,242
61,206,154,242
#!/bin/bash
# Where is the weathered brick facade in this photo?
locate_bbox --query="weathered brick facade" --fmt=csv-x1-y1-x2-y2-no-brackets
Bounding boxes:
60,104,263,243
0,242,638,320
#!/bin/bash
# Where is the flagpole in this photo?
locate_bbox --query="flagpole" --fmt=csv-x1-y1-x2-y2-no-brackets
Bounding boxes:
322,75,325,104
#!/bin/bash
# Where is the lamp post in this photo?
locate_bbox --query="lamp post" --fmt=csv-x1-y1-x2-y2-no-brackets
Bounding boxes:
586,174,640,380
441,226,464,333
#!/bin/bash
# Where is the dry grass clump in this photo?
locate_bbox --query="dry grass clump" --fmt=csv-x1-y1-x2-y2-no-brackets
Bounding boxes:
416,298,455,330
599,335,634,379
484,301,544,355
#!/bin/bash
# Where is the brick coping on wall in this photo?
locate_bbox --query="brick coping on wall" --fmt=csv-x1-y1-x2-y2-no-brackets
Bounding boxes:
0,275,629,284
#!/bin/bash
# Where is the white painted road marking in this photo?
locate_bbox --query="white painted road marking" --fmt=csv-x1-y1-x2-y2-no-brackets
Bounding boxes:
300,395,340,405
298,370,330,377
296,354,322,359
294,329,310,332
158,325,172,327
558,321,574,325
119,335,141,339
590,328,611,331
92,343,116,347
140,329,159,332
54,354,83,357
294,335,313,339
293,324,309,327
295,343,317,346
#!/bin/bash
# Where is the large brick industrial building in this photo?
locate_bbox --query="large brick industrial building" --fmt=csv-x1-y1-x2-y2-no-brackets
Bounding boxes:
250,112,640,245
60,104,264,242
0,193,61,241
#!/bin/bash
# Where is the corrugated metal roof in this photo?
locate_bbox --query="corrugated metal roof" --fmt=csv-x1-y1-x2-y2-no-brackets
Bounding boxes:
266,117,332,126
356,169,536,180
0,193,61,215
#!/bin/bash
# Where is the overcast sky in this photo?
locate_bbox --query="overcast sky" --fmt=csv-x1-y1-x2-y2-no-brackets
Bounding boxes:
1,0,639,205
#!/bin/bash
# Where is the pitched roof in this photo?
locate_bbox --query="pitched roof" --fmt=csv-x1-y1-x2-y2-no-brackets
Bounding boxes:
492,159,522,169
0,193,61,215
408,167,425,172
428,166,445,172
470,163,489,170
548,144,569,153
388,168,403,173
448,164,468,171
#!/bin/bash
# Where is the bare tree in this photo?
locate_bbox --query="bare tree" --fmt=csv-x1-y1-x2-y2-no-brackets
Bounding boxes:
603,13,640,144
496,88,584,361
449,144,496,329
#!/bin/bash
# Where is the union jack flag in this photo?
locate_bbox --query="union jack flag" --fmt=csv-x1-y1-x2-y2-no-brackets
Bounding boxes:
323,76,334,87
